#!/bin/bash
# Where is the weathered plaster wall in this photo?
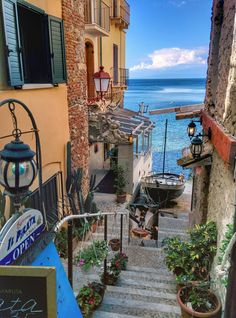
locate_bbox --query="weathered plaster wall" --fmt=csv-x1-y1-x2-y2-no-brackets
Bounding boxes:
62,0,89,194
207,151,234,239
205,0,236,132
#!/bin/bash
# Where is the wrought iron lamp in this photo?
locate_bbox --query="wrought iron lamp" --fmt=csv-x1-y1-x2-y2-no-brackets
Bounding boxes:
93,66,111,99
187,117,212,158
0,99,44,216
187,120,197,138
190,135,203,158
0,137,37,196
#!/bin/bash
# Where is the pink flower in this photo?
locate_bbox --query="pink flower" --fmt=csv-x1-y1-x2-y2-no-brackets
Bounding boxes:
79,259,85,266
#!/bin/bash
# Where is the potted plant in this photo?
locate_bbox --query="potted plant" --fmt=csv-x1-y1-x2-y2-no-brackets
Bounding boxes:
112,164,127,203
109,238,120,251
74,240,108,271
100,264,121,285
77,283,104,317
177,285,221,318
111,252,128,270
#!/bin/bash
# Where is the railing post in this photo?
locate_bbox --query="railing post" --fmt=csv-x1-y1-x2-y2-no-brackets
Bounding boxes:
120,214,123,253
68,220,73,287
104,214,108,276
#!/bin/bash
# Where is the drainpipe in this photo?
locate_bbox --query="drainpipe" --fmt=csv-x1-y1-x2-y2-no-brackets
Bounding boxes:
99,0,102,66
224,158,236,317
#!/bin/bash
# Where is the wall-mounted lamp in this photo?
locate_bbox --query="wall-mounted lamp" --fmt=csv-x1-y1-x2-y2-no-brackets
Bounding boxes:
93,66,111,99
187,118,212,158
128,133,133,144
190,135,203,158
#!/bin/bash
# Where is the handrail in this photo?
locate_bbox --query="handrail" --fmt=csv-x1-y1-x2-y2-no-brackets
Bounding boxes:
54,210,128,231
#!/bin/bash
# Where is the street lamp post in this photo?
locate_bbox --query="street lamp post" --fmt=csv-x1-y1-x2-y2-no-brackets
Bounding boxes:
0,99,45,221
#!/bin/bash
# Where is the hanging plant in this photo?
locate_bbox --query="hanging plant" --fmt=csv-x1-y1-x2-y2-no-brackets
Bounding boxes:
75,240,108,271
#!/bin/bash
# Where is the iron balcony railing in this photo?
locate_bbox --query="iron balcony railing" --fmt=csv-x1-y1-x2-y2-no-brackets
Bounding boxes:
120,68,129,86
85,0,110,33
26,172,65,229
112,0,130,26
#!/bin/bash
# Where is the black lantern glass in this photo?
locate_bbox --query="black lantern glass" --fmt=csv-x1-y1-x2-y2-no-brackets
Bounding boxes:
190,136,203,158
0,139,37,195
187,121,196,138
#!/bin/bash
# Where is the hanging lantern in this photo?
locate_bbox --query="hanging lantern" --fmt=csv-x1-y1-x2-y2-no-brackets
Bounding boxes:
0,139,37,195
190,136,203,158
93,66,111,97
187,121,197,138
128,133,133,144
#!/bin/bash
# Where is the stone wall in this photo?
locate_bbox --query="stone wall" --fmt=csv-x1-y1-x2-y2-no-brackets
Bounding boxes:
62,0,89,194
205,0,236,133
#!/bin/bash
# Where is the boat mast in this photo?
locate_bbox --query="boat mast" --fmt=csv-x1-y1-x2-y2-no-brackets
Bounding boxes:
162,119,168,177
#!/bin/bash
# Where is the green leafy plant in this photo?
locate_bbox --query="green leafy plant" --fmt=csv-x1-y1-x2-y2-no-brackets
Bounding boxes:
75,240,108,271
55,228,68,258
164,221,217,283
112,164,127,195
77,283,103,317
218,223,234,287
111,252,128,270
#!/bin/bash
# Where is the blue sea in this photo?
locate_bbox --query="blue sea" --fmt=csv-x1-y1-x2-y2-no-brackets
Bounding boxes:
124,78,206,177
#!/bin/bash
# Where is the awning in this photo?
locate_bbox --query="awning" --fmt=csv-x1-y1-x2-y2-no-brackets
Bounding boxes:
89,108,155,144
149,104,203,120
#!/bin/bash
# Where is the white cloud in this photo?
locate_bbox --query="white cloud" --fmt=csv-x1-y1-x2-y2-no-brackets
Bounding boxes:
169,0,187,7
130,47,207,72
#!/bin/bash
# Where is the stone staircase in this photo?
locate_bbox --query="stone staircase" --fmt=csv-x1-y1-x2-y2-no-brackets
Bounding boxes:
66,193,190,317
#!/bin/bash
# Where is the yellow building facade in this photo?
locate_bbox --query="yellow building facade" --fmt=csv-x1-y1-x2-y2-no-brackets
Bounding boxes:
0,0,69,188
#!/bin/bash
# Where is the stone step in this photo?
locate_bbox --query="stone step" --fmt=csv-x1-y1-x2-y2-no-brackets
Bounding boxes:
96,295,181,318
121,269,174,282
94,311,140,318
126,265,171,276
159,215,189,231
106,284,177,301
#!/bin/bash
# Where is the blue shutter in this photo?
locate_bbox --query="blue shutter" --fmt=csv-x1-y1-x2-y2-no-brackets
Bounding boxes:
48,16,66,84
1,0,24,86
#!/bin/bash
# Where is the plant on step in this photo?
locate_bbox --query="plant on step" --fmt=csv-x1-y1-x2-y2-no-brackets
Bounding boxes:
111,252,128,270
163,237,192,276
77,283,103,317
111,163,127,197
218,223,234,287
55,228,68,258
164,222,217,283
75,240,108,271
177,284,221,317
100,264,121,285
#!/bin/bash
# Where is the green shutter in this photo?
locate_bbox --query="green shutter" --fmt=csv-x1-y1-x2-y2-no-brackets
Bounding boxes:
1,0,24,86
48,16,66,84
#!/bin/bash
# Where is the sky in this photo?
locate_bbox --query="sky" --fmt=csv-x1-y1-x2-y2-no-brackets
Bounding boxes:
127,0,213,79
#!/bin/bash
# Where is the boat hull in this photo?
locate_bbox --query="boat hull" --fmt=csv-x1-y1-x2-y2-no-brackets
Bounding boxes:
141,173,185,206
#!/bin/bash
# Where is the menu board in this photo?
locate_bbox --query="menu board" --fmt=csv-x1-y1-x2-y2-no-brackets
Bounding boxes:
0,266,56,318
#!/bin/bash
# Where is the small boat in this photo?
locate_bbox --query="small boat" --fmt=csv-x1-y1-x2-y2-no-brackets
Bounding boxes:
141,119,185,206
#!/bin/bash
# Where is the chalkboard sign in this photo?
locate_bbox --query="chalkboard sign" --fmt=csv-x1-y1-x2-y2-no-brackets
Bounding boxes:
0,266,56,318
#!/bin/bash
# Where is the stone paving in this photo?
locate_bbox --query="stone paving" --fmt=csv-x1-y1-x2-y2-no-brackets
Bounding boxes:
66,184,191,317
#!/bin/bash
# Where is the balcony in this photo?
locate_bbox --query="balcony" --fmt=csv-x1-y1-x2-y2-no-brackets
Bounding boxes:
120,68,129,87
85,0,110,37
111,0,130,29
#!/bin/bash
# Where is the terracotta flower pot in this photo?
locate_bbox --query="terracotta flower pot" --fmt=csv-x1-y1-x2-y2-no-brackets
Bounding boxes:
132,228,149,238
116,193,126,203
101,272,119,286
91,223,97,233
177,286,222,318
109,238,120,251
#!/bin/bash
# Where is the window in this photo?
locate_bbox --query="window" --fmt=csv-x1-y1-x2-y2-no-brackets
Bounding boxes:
113,44,118,85
1,0,67,87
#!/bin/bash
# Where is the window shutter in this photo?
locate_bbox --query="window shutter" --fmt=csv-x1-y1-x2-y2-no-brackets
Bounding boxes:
48,16,67,84
1,0,24,87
